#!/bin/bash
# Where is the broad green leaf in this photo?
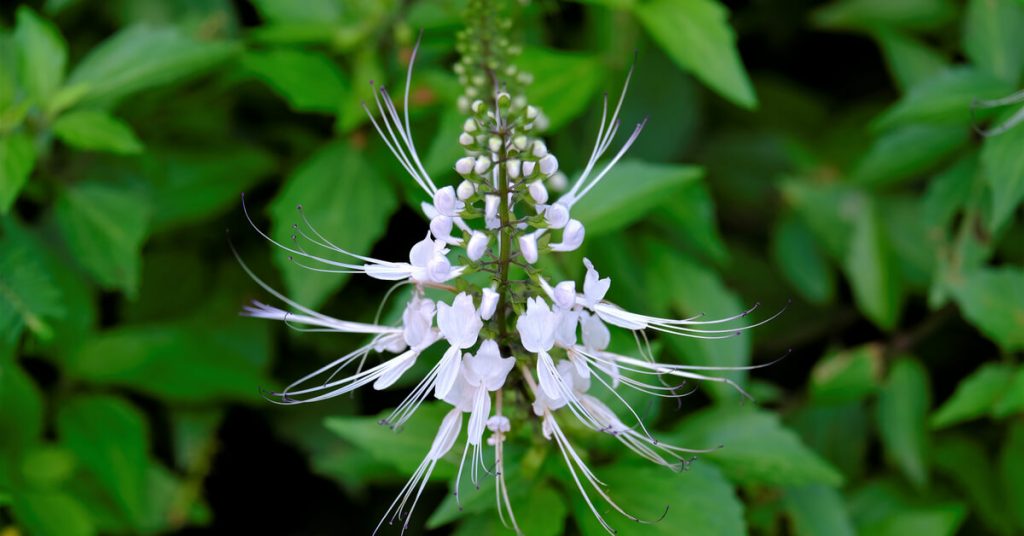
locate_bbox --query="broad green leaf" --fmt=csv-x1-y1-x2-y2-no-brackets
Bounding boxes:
1001,422,1024,530
325,402,455,477
68,25,238,106
772,214,836,305
922,152,977,230
980,112,1024,229
250,0,341,22
11,492,94,536
572,160,703,235
0,358,44,454
850,124,968,186
963,0,1024,85
873,68,1010,131
517,47,604,130
780,179,864,260
0,236,63,342
651,178,729,265
784,485,856,536
931,363,1016,428
67,322,270,403
572,461,744,536
0,131,36,215
872,30,949,92
242,49,348,114
952,267,1024,350
809,345,883,404
146,145,276,231
269,141,397,308
434,480,566,536
54,181,151,297
992,367,1024,417
844,200,903,330
646,241,752,402
14,6,66,103
669,406,843,486
812,0,955,31
789,402,869,479
876,358,931,488
58,395,149,528
52,110,144,154
933,434,1013,534
867,504,967,536
879,196,935,289
19,445,76,489
634,0,757,109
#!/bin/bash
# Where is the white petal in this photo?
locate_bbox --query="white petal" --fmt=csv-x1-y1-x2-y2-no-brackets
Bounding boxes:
427,409,463,460
434,346,463,399
373,351,418,390
467,387,491,445
537,350,562,401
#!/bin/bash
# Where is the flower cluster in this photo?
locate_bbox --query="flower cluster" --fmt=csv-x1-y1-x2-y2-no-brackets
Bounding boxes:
237,5,781,534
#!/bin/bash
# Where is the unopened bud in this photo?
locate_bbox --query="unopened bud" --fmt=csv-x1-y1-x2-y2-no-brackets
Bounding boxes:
549,171,568,191
430,215,453,241
497,92,511,108
455,156,474,176
522,160,536,177
485,195,499,221
532,141,547,158
545,202,570,229
554,281,577,309
539,154,558,176
506,159,521,179
487,136,502,153
463,118,478,133
526,105,539,120
457,180,475,200
519,233,539,264
513,135,528,151
466,231,489,261
528,181,548,204
459,132,474,146
433,186,458,216
479,287,499,320
552,219,585,252
471,100,486,114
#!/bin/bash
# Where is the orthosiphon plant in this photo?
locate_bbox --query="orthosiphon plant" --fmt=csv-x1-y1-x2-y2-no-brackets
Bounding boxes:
236,1,781,533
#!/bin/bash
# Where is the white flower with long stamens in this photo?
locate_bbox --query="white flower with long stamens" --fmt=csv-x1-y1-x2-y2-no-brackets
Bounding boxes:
236,14,785,534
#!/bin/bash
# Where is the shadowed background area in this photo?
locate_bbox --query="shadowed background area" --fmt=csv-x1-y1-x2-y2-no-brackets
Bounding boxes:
1,0,1023,535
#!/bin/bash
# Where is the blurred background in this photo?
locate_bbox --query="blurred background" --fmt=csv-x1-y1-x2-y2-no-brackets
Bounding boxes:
1,0,1023,535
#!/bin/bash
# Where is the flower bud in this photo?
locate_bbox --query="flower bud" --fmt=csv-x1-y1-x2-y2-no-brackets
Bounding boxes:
427,256,452,282
457,180,475,200
522,160,536,177
506,159,521,179
554,281,577,310
549,171,568,191
471,100,486,114
539,154,558,176
551,219,585,252
459,132,474,146
486,415,511,433
479,287,499,320
474,156,492,176
519,233,539,264
544,202,570,229
463,118,478,133
466,231,489,261
526,105,539,120
433,186,459,217
487,136,502,153
430,215,453,241
455,156,474,176
532,140,548,158
485,195,499,221
513,135,528,151
528,180,548,204
497,92,511,108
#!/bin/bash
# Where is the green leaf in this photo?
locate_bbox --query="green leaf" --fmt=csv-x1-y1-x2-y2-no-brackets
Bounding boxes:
876,357,931,488
868,504,967,536
19,445,76,489
242,48,348,114
10,492,95,536
992,367,1024,417
812,0,955,31
0,133,36,213
784,485,856,536
67,322,270,403
571,160,703,235
952,267,1024,350
325,402,455,477
844,199,903,330
872,68,1011,131
0,358,44,454
780,179,863,259
269,140,397,308
646,241,752,402
517,47,604,130
54,181,151,297
850,124,968,187
572,461,744,536
634,0,756,109
809,345,883,404
922,152,977,230
931,363,1016,428
52,110,144,154
872,30,949,92
933,434,1013,534
146,145,276,231
772,214,836,305
651,178,729,265
58,395,149,528
14,6,66,103
963,0,1024,85
0,235,64,343
789,402,870,480
1001,422,1024,530
669,406,843,486
980,112,1024,230
68,25,238,107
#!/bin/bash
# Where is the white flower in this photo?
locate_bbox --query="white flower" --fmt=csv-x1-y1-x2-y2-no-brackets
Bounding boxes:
478,287,499,320
430,215,456,244
551,219,585,252
544,202,570,229
516,297,557,353
555,308,579,348
583,257,611,307
437,292,483,349
463,340,515,391
433,185,463,217
466,231,489,261
553,280,576,310
403,297,436,350
519,233,538,264
580,311,610,351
